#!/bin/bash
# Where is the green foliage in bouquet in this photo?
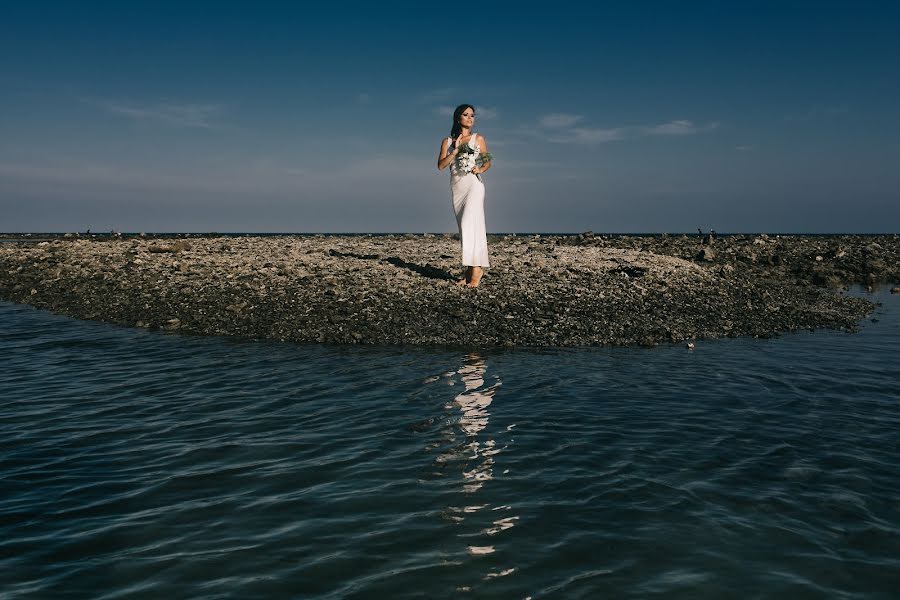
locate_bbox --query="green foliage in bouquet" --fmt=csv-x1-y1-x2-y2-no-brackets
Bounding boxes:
476,151,494,166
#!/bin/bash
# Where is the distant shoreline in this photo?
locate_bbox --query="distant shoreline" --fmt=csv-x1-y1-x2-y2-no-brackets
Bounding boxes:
1,234,896,347
2,231,899,240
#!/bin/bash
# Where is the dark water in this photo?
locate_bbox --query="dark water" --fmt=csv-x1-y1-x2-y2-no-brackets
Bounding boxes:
2,290,899,599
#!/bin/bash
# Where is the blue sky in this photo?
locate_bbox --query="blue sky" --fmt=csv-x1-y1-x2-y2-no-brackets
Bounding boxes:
1,1,898,233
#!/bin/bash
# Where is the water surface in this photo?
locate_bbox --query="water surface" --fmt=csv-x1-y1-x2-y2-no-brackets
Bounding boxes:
1,289,898,598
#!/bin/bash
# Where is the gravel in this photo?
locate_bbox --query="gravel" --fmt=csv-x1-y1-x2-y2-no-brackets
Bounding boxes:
1,232,892,347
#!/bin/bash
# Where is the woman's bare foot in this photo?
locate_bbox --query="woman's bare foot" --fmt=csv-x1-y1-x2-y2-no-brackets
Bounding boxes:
466,267,484,288
455,267,472,286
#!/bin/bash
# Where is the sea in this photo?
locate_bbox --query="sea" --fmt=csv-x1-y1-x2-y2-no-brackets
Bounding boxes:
1,287,898,599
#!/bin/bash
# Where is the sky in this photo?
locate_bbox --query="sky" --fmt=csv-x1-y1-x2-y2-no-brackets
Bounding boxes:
1,1,899,233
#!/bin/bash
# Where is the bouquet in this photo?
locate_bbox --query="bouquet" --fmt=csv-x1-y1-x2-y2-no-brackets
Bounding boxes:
454,143,494,181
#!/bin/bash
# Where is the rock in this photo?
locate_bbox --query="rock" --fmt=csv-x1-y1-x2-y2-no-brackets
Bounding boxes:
148,240,192,254
611,265,646,277
697,247,716,261
0,233,887,347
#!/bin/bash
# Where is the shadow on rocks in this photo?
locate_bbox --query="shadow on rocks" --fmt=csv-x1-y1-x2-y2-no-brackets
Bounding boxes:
384,257,454,281
328,249,454,281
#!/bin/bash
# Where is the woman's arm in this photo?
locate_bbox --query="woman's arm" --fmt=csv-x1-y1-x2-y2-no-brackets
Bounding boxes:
471,135,491,175
437,136,459,171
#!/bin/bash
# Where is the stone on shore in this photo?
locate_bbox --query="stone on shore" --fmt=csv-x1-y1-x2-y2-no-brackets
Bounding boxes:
1,233,894,347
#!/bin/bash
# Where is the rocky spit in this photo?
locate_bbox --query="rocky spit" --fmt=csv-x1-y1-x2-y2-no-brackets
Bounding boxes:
1,233,896,347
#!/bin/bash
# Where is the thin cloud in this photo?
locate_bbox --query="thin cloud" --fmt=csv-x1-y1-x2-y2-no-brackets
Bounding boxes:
0,154,434,196
475,106,498,119
539,113,583,128
643,120,719,136
548,127,626,144
536,115,719,144
0,161,229,191
84,97,226,128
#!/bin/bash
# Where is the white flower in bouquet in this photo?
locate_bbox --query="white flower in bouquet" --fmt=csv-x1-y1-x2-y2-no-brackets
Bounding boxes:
453,142,494,179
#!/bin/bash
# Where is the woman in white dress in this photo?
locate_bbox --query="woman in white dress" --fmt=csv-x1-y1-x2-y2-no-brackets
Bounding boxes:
436,104,492,288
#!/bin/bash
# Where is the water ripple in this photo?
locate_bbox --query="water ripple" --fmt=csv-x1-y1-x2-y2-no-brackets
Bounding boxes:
1,289,899,598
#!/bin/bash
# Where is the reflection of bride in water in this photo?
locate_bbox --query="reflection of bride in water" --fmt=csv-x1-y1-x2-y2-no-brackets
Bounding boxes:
448,353,501,493
428,353,519,575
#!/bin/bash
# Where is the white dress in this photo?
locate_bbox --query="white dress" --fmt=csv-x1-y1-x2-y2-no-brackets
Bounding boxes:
449,133,490,268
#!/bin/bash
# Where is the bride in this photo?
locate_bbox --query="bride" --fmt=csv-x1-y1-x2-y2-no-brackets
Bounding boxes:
436,104,492,288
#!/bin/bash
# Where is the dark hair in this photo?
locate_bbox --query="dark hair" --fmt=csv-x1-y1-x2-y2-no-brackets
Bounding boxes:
450,104,475,139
